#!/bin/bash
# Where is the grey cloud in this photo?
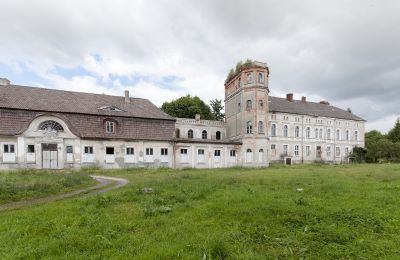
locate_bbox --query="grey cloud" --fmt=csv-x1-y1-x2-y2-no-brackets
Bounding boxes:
0,0,399,132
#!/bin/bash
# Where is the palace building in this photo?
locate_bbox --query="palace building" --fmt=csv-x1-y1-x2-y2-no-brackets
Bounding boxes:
0,61,365,170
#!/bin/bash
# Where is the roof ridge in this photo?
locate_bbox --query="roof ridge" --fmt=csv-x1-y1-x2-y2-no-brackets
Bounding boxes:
4,84,150,102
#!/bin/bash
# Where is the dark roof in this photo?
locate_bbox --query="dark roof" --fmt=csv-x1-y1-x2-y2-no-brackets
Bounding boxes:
0,84,174,121
269,96,365,121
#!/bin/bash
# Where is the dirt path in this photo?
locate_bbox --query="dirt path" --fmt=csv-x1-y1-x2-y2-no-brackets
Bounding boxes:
0,175,129,212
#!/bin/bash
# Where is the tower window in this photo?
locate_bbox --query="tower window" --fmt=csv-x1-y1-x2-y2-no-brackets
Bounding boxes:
247,73,253,83
258,73,264,83
258,121,264,134
259,100,264,109
246,100,252,110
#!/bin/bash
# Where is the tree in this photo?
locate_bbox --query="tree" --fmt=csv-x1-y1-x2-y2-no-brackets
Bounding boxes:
210,99,225,121
388,118,400,143
161,95,214,120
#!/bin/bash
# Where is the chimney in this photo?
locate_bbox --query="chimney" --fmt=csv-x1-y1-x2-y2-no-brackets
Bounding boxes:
195,114,201,121
0,78,10,86
286,93,293,102
124,90,130,103
301,96,306,102
320,100,330,105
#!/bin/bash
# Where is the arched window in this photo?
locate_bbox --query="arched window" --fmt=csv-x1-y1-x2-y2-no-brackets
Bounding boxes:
336,129,341,140
246,149,253,163
295,126,300,138
258,149,264,163
258,73,263,83
259,100,264,109
319,129,323,139
258,121,264,134
327,129,331,140
306,127,311,138
247,73,253,83
188,129,194,139
216,131,221,140
271,124,276,137
283,125,289,137
246,121,253,134
202,130,207,139
175,129,180,138
246,100,252,110
355,131,359,141
315,128,319,139
38,120,64,132
345,130,349,141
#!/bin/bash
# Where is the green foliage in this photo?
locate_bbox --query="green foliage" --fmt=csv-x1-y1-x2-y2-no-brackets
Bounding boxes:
225,59,253,83
350,146,367,163
388,118,400,143
161,95,214,120
210,99,225,121
1,165,400,259
364,129,400,163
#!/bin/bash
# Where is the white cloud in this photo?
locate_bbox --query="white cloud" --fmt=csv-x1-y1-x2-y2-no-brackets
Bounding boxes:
0,0,399,131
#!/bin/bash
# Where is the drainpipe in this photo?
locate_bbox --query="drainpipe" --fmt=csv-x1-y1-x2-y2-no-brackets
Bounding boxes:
301,115,304,164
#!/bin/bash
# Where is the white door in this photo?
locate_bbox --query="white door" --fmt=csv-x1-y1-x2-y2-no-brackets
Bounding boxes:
42,144,58,169
258,151,264,163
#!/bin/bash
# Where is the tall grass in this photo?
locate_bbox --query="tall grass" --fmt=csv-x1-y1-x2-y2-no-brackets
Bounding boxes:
0,169,94,203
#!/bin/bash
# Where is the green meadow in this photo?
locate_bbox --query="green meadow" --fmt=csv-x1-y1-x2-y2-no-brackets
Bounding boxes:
1,164,400,259
0,169,94,203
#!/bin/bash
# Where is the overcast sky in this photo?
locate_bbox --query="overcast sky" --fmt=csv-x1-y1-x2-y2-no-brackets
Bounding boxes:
0,0,399,132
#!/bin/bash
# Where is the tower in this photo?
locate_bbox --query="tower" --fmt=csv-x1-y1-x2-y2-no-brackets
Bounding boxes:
224,60,270,166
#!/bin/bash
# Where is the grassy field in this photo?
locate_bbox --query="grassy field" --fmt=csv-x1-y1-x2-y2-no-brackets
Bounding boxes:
0,164,400,259
0,169,95,203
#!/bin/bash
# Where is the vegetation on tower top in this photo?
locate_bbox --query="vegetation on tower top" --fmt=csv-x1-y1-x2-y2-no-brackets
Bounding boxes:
225,59,253,83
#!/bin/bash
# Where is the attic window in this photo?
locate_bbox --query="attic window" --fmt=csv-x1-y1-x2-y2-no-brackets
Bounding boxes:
98,106,122,112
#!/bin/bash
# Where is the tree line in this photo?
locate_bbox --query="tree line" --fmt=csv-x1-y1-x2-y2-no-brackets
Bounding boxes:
352,119,400,163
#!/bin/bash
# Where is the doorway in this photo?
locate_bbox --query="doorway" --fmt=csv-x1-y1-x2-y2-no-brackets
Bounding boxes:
42,143,58,169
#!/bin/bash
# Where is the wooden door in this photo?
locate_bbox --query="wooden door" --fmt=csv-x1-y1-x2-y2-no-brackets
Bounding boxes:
42,144,58,169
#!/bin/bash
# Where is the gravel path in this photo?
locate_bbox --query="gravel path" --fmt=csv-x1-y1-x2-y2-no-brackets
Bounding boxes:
0,175,129,212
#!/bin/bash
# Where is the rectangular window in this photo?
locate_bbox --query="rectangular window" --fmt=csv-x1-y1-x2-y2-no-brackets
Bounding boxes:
283,145,288,156
181,149,188,154
146,148,153,155
214,150,221,157
181,148,188,163
106,121,115,133
198,149,205,155
271,144,276,156
84,146,94,154
27,145,35,153
327,146,331,157
336,147,341,157
66,146,73,154
230,150,236,157
197,149,205,163
106,147,114,155
126,147,134,155
3,144,15,153
306,146,311,156
161,148,168,156
294,145,299,156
